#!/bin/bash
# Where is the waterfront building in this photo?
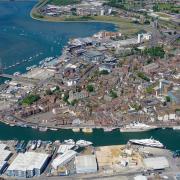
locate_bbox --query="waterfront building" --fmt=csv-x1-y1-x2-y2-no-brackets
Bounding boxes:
75,155,97,174
6,152,49,178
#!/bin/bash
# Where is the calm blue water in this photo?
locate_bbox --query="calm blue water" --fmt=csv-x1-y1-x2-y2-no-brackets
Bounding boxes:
0,1,116,83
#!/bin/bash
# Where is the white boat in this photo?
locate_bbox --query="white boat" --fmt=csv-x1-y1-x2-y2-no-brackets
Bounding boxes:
39,127,47,132
76,140,93,147
64,139,75,145
13,72,21,76
50,128,58,131
64,139,74,144
173,126,180,130
37,140,41,148
31,141,37,150
104,127,114,132
120,122,157,132
31,125,38,129
26,67,32,71
129,137,164,148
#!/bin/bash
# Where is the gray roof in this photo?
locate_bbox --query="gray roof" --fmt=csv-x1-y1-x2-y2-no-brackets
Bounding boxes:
84,51,103,58
143,157,169,170
75,155,97,172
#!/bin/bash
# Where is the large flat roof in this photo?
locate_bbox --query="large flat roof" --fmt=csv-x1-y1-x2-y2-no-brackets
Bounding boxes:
7,152,49,171
75,155,97,171
143,156,169,170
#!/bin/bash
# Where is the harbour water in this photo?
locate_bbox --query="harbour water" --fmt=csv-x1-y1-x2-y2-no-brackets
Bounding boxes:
0,1,180,150
0,1,116,83
0,122,180,151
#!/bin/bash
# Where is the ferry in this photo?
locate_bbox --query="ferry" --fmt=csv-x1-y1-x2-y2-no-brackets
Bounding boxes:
64,139,75,145
76,140,93,147
120,122,157,132
129,137,164,148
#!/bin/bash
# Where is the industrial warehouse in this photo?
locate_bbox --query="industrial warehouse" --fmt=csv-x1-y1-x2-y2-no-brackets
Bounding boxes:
6,152,49,178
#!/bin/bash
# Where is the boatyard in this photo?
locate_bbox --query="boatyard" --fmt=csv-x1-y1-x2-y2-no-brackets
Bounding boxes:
0,138,179,179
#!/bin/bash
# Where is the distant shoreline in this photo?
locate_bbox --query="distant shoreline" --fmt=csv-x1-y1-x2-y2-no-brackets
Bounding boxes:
30,1,151,35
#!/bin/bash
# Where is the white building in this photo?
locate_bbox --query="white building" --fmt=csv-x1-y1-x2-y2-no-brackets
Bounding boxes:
138,33,152,43
6,152,49,178
75,155,97,174
51,150,77,170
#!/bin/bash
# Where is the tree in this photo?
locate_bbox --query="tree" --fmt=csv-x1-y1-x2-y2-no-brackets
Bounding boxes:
63,93,69,102
144,46,165,58
109,90,118,99
137,71,150,82
21,94,40,105
86,84,94,92
166,96,171,102
146,86,154,94
100,70,109,75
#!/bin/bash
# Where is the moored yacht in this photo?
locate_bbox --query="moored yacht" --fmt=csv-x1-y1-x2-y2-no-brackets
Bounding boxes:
31,141,37,150
37,140,41,148
129,137,164,148
120,122,157,132
76,140,93,147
